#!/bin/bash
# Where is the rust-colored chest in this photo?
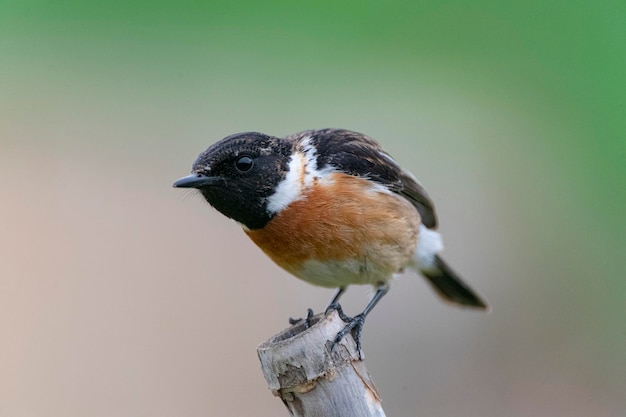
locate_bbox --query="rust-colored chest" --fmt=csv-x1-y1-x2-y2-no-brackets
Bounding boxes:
245,173,420,287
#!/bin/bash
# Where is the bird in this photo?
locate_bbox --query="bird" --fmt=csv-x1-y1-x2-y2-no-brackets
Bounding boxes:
173,128,488,353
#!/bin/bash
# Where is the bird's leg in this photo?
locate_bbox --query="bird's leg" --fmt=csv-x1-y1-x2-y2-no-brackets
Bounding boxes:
324,287,347,314
330,284,389,359
289,287,348,328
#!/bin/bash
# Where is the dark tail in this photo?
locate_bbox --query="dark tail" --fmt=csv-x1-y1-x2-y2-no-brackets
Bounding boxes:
421,255,489,310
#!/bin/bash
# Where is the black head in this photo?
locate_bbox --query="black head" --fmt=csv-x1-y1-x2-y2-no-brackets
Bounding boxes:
173,132,293,229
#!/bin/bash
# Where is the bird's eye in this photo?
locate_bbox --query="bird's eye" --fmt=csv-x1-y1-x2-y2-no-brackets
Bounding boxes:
235,155,254,172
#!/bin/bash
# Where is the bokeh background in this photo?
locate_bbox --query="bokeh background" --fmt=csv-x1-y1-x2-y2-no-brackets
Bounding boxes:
1,1,625,416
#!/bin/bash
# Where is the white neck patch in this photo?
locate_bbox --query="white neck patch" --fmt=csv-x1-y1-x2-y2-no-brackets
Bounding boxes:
265,136,334,214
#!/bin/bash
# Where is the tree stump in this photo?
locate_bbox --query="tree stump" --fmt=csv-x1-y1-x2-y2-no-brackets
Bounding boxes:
257,310,386,416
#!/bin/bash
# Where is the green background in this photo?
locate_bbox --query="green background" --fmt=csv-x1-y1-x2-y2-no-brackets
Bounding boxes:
1,1,624,416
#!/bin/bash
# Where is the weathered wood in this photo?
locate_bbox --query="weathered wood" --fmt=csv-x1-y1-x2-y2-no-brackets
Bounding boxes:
257,310,386,416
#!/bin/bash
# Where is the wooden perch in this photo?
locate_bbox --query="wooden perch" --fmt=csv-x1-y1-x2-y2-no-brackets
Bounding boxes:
257,310,386,417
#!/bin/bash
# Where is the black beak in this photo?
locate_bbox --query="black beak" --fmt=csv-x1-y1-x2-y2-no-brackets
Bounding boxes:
173,173,223,188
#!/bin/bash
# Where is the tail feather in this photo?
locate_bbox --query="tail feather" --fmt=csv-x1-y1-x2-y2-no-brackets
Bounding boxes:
421,255,488,310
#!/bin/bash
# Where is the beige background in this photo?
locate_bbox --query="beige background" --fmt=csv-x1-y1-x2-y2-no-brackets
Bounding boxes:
2,1,625,416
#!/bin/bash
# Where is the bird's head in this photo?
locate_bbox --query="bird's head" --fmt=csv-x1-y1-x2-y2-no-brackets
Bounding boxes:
173,132,293,230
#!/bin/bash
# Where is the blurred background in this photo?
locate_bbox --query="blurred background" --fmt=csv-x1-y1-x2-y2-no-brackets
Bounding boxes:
1,1,625,416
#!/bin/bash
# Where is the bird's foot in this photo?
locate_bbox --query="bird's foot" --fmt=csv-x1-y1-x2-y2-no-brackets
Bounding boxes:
288,308,315,329
324,302,351,321
326,303,365,359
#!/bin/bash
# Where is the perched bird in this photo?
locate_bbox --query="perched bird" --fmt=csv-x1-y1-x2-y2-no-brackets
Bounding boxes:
174,128,488,351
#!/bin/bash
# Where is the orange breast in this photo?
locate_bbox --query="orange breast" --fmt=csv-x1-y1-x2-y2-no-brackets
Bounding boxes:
245,173,421,287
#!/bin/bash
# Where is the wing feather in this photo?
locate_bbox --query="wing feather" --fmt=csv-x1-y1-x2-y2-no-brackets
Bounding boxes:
286,129,438,228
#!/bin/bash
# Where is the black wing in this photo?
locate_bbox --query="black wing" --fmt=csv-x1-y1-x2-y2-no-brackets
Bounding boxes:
287,128,438,228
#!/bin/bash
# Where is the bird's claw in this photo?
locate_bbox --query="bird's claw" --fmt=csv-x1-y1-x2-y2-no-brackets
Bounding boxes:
327,305,366,360
288,308,315,329
325,302,351,321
